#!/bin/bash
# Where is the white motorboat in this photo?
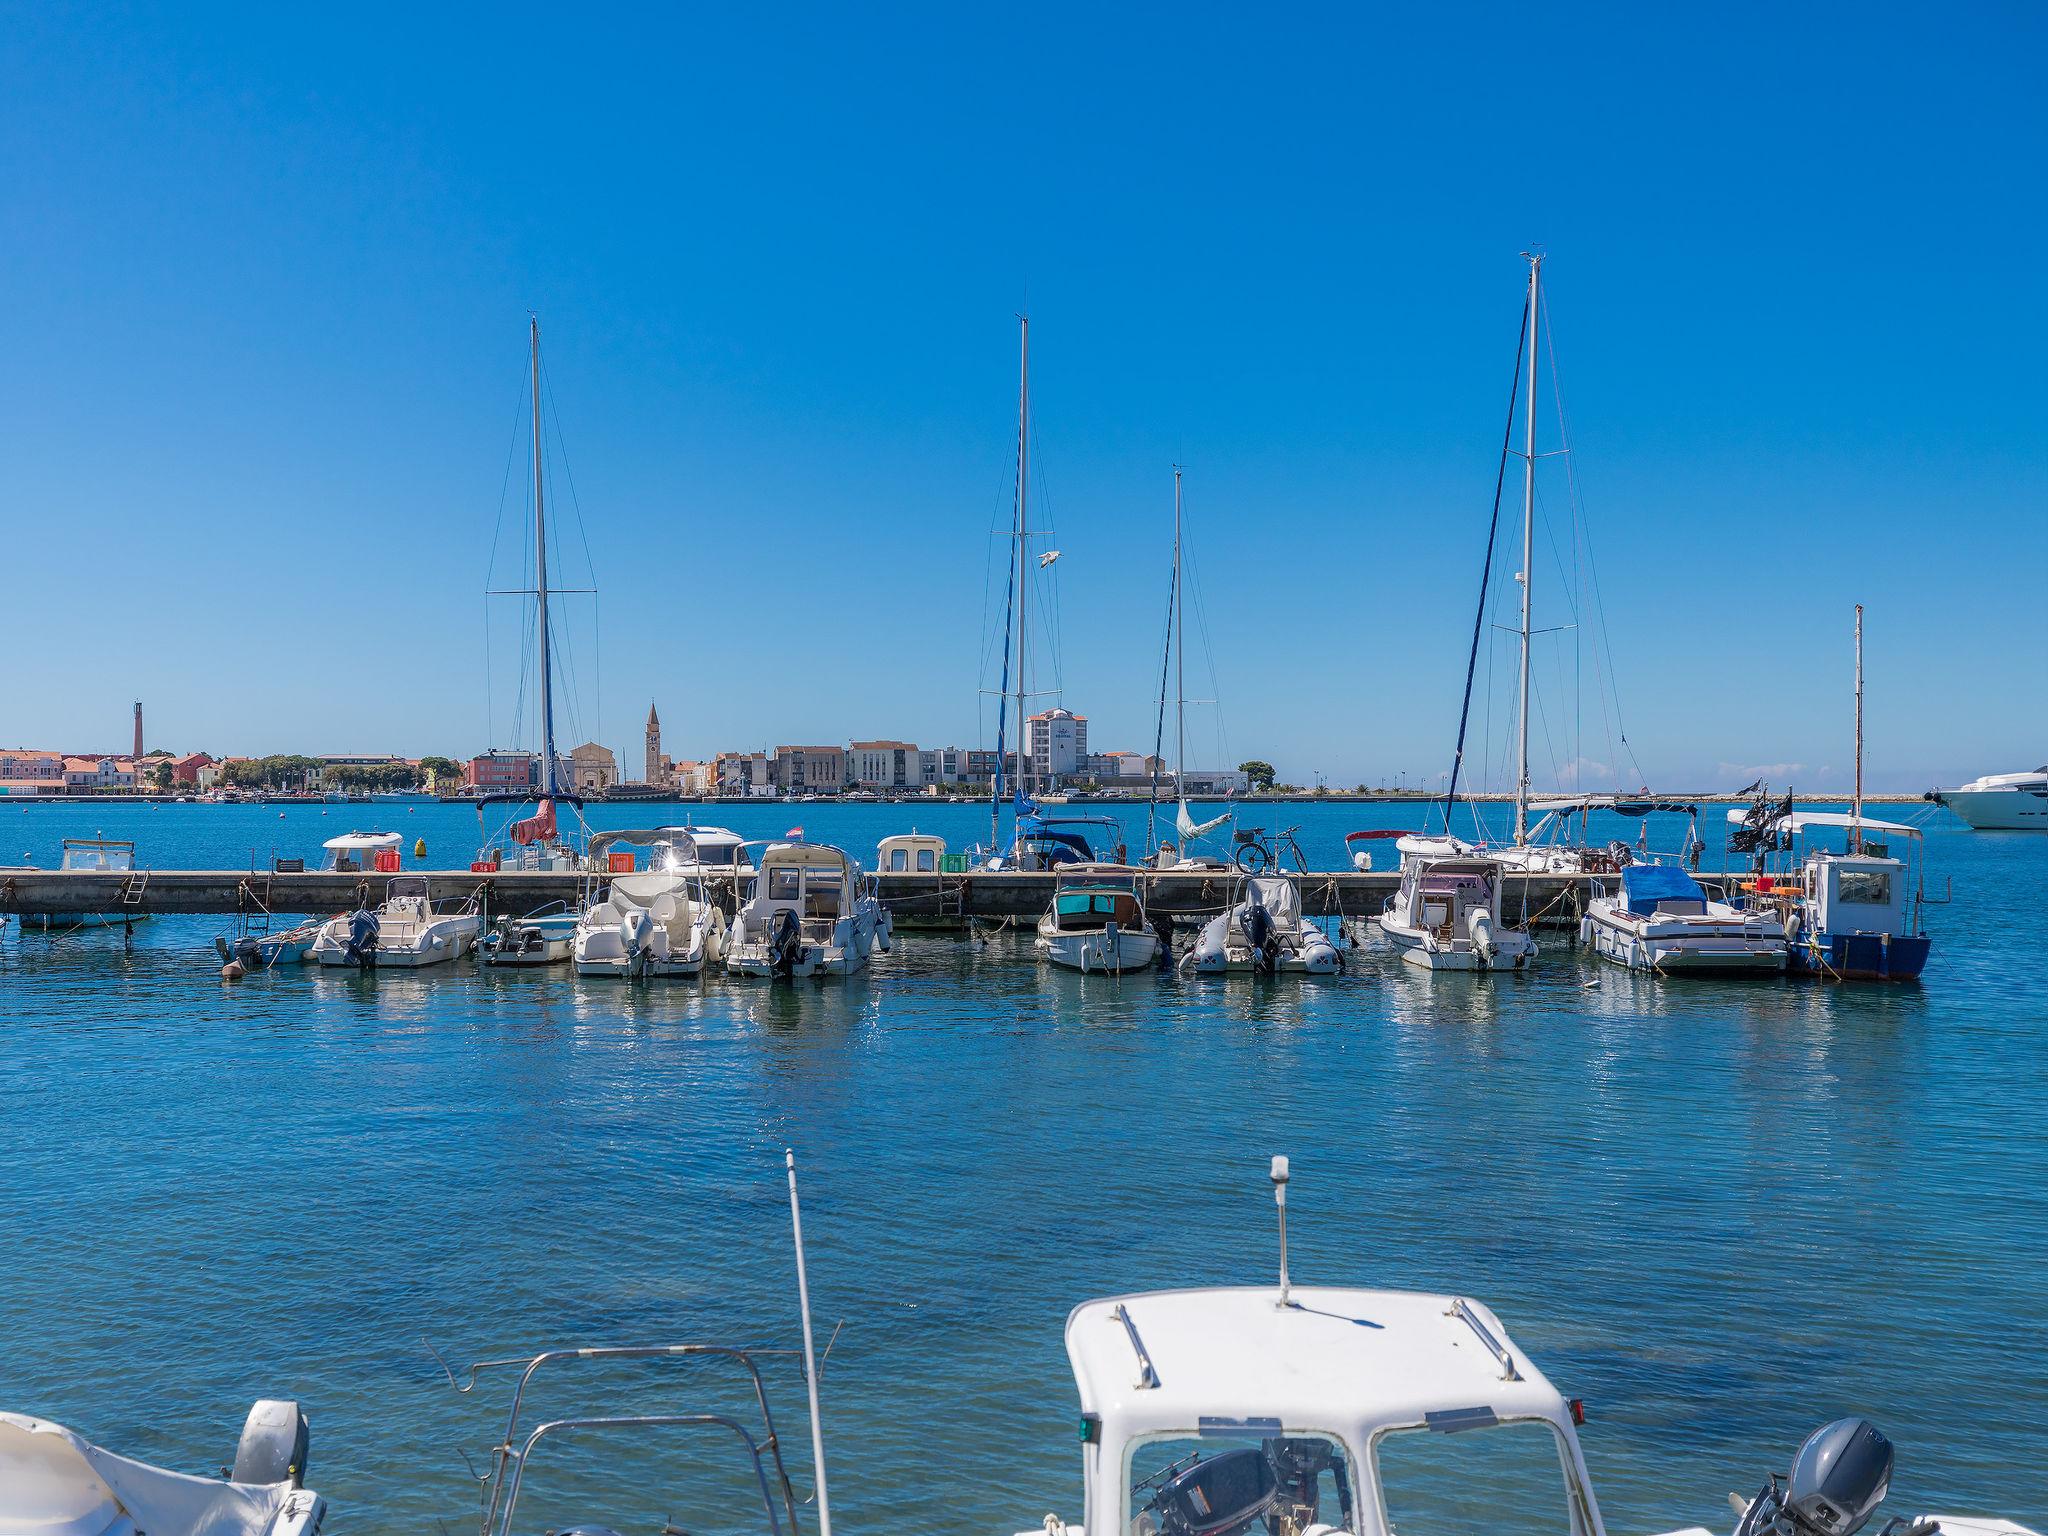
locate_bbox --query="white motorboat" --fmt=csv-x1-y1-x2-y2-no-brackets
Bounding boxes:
482,902,577,966
726,842,888,978
1027,1161,2037,1536
1927,765,2048,829
1373,835,1537,971
317,831,401,873
1186,875,1340,975
1036,865,1160,973
1583,861,1786,974
308,875,479,968
0,1399,322,1536
574,830,728,978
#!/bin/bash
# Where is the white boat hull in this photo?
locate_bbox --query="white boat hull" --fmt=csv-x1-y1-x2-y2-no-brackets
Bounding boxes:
1036,927,1159,973
1376,916,1535,971
1584,902,1785,974
1932,786,2048,830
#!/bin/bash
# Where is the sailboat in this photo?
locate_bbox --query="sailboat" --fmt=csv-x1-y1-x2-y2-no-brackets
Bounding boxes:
978,317,1125,873
478,318,589,968
1149,466,1231,870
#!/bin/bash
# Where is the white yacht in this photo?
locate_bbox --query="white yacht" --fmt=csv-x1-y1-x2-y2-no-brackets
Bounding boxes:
726,842,888,978
481,902,577,966
1373,835,1537,971
573,830,727,978
1583,862,1786,974
309,876,479,968
1186,875,1340,975
0,1399,322,1536
1927,766,2048,829
1036,865,1161,973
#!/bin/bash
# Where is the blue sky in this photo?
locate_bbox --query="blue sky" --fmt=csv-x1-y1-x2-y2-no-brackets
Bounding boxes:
3,4,2041,791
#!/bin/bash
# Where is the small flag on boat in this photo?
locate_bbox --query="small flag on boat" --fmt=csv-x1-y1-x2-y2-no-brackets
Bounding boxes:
785,825,804,839
511,798,557,845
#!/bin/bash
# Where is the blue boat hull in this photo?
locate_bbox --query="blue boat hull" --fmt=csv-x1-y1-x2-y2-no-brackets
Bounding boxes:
1789,930,1930,981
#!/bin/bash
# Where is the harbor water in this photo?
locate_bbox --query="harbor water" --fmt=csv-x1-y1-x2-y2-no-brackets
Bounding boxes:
0,799,2042,1532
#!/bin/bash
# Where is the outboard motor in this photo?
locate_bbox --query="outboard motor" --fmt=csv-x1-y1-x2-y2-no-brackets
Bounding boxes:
343,908,379,967
768,907,804,978
1734,1420,1923,1536
1466,905,1498,964
232,1399,310,1487
1239,894,1279,973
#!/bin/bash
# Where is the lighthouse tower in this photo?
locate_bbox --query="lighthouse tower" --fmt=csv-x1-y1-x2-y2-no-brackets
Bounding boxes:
644,702,663,786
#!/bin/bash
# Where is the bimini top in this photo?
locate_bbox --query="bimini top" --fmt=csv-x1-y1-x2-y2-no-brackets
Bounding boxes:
322,832,401,852
1619,863,1706,906
1066,1285,1569,1441
1722,809,1921,839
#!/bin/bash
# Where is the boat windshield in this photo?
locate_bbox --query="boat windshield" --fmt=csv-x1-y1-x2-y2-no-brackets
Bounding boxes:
60,843,134,871
1129,1431,1356,1536
1056,889,1143,929
1372,1418,1591,1536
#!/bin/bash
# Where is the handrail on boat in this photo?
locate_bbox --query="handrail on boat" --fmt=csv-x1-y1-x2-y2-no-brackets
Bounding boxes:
494,1412,785,1536
425,1338,811,1536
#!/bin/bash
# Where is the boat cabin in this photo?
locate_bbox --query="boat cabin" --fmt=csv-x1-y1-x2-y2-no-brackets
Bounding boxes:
58,838,134,872
1060,1285,1605,1536
1050,868,1147,932
748,843,858,933
1401,857,1501,939
878,831,946,874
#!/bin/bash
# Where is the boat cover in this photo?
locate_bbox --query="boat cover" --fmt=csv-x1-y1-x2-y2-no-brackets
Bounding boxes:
1620,864,1706,907
0,1412,292,1535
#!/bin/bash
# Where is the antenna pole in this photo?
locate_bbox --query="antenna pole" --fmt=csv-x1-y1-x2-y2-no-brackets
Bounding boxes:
530,315,556,799
1514,253,1542,845
1270,1156,1291,1308
786,1150,832,1536
1853,604,1864,852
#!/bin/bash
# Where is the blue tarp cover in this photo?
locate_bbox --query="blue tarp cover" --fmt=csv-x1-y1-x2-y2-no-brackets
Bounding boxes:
1621,863,1705,904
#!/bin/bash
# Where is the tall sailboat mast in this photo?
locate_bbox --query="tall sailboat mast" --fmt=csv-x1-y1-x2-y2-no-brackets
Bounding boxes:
1173,465,1185,795
529,315,558,799
1513,253,1542,845
1013,314,1031,805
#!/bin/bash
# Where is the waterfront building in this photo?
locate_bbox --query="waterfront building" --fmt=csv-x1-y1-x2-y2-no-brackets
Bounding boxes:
569,742,619,793
715,750,771,797
849,740,917,790
466,750,538,792
964,748,1002,786
1028,708,1087,787
917,746,970,786
0,750,64,783
673,760,714,795
311,753,413,788
63,756,135,791
773,745,846,795
172,751,215,785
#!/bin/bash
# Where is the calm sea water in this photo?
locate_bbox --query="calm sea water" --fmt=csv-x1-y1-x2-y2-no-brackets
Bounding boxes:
1,798,2042,1533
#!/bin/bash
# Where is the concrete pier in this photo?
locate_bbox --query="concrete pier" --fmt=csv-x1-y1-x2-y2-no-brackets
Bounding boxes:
0,867,1610,929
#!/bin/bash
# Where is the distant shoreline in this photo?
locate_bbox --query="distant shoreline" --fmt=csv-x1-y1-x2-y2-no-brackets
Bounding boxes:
0,790,1935,807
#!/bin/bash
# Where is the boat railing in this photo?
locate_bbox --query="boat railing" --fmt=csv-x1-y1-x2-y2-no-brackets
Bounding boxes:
425,1338,812,1536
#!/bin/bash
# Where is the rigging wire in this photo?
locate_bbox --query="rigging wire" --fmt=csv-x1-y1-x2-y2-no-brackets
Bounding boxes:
1440,291,1530,831
1542,286,1645,789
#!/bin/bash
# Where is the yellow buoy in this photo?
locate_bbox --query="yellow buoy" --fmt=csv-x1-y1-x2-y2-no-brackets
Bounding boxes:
413,837,427,860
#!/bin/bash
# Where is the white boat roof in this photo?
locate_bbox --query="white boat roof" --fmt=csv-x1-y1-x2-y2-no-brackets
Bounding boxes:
1068,1285,1567,1440
1723,809,1920,838
759,841,856,873
323,832,402,851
